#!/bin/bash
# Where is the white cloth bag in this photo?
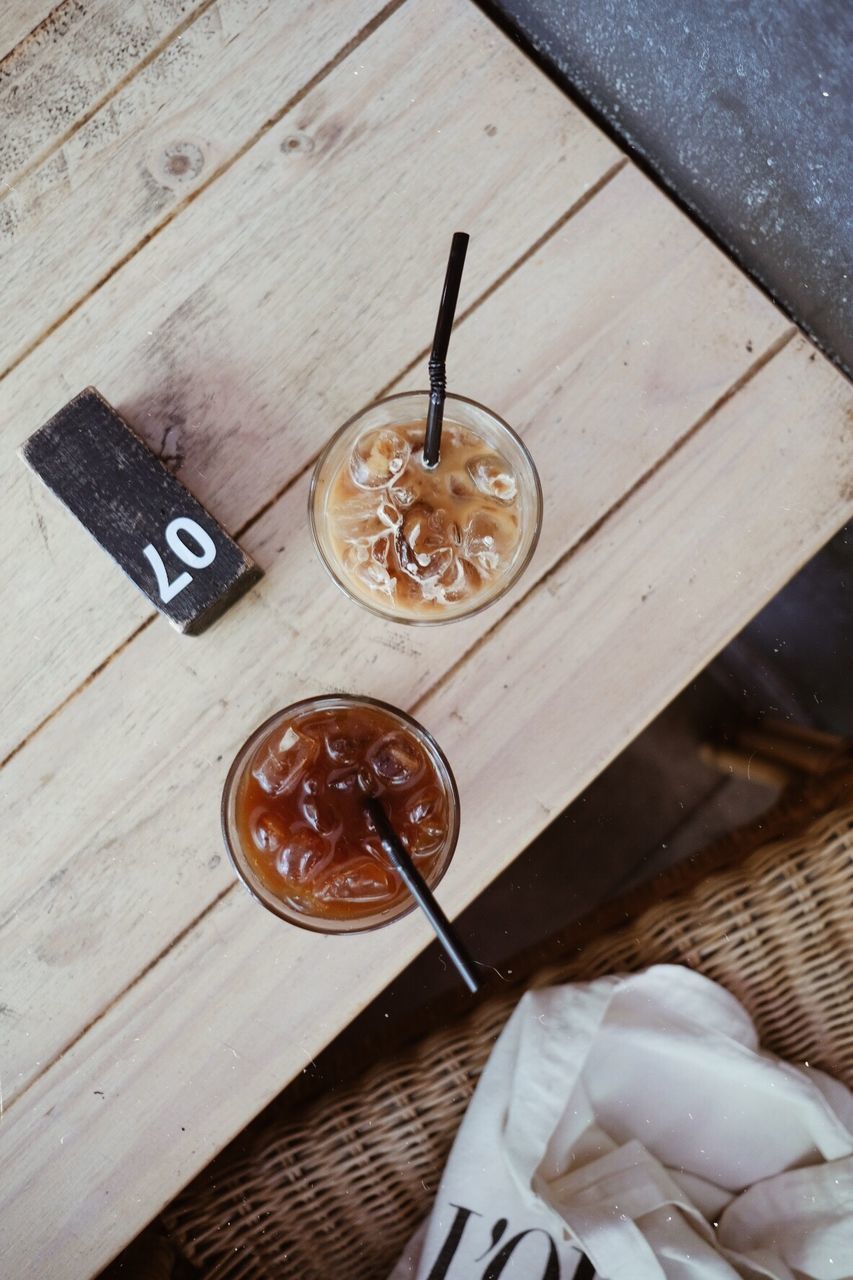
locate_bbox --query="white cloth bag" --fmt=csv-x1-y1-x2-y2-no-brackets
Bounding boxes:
389,966,853,1280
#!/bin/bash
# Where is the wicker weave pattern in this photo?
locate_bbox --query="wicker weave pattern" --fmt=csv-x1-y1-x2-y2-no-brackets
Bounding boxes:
165,786,853,1279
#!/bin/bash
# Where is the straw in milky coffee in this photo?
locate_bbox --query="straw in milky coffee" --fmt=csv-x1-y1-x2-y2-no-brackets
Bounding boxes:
422,231,470,469
363,795,480,994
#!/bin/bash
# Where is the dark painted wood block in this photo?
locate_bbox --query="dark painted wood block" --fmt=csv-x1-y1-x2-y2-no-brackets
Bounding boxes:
20,387,261,634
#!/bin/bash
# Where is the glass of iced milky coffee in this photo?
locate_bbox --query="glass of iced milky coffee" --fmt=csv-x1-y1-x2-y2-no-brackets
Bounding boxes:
222,695,460,933
309,392,542,623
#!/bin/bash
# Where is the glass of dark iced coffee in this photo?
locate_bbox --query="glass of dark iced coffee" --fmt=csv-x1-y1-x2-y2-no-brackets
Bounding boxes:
221,695,460,933
309,392,542,623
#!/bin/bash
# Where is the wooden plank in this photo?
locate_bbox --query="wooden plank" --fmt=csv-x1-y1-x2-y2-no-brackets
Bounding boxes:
0,3,63,62
0,0,619,760
0,165,790,1106
0,0,206,186
1,0,391,374
20,388,260,633
1,337,850,1280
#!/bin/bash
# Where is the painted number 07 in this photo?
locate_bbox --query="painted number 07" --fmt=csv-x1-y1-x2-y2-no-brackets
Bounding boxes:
143,517,216,602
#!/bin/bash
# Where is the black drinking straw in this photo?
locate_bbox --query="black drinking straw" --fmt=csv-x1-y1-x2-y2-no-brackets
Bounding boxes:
422,232,470,469
364,795,480,994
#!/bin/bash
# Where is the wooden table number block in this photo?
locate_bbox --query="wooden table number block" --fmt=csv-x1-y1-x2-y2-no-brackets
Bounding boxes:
20,388,262,634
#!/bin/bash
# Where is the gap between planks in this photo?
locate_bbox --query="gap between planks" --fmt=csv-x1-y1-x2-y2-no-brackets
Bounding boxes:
2,883,236,1118
0,0,408,385
235,159,630,538
2,322,796,1116
0,3,59,64
0,158,627,775
1,0,219,198
371,160,629,400
0,1,73,66
410,324,797,719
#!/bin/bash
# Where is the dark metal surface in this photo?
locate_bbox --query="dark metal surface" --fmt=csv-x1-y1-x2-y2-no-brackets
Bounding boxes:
481,0,853,376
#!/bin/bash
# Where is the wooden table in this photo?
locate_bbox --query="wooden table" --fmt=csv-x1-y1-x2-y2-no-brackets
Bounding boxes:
2,3,852,1275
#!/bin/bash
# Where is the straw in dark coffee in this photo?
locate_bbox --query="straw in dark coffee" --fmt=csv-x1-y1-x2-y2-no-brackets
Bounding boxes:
422,232,470,469
364,795,480,994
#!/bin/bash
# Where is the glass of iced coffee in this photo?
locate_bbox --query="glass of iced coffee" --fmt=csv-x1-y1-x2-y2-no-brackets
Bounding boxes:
221,695,460,933
309,392,542,623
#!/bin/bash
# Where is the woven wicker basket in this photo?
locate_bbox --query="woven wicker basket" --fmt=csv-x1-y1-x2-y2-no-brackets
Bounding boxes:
163,761,853,1279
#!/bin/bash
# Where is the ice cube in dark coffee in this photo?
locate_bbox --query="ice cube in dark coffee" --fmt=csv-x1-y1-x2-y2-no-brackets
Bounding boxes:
231,700,456,924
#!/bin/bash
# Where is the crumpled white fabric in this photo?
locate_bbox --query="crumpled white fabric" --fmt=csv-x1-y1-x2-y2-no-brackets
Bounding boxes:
388,966,853,1279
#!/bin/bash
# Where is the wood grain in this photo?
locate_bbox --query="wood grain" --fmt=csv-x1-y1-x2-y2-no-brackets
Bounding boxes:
0,0,618,759
1,338,850,1280
0,164,791,1107
0,3,65,62
4,1,853,1272
0,0,206,186
0,0,392,374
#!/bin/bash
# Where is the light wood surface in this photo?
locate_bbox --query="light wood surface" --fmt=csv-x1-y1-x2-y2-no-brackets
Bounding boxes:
0,0,617,759
0,3,62,61
1,0,852,1275
0,0,392,374
1,0,208,187
2,163,790,1105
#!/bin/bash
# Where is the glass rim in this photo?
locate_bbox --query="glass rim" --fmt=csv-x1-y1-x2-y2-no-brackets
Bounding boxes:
221,693,461,934
308,390,543,627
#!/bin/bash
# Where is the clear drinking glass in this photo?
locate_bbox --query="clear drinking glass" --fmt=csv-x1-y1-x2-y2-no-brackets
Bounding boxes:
309,391,542,624
221,694,460,934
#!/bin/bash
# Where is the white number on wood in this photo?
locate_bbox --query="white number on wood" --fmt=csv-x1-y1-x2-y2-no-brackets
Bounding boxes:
143,517,217,602
165,517,216,567
142,546,192,602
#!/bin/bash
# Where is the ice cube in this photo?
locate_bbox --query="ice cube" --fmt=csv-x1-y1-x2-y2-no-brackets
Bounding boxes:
299,795,341,838
253,726,319,796
333,492,401,545
350,429,410,489
249,809,290,855
276,826,333,883
367,731,426,786
436,556,481,602
357,767,379,797
313,854,398,904
404,790,447,858
372,533,392,565
396,536,454,585
377,501,403,530
327,766,359,792
389,478,418,508
462,512,502,575
407,793,436,825
346,532,392,571
344,542,397,598
325,727,361,765
405,826,445,858
395,503,455,580
466,453,517,503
